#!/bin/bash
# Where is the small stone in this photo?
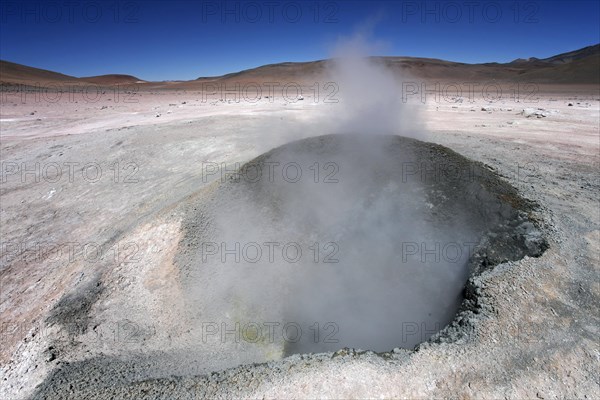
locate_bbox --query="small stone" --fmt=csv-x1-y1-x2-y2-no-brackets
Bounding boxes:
45,347,57,362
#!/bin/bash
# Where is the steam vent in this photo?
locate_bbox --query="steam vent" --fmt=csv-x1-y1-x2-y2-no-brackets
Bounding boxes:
32,134,550,398
177,134,549,354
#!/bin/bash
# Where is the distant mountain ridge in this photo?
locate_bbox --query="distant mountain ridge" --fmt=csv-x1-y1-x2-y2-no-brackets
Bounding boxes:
80,74,144,85
190,43,599,85
0,61,142,86
541,43,599,64
2,43,598,87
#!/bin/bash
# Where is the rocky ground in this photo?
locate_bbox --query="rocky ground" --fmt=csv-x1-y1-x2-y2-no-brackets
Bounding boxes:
0,86,598,399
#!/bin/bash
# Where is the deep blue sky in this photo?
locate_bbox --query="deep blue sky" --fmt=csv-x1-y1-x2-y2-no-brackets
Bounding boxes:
1,0,599,81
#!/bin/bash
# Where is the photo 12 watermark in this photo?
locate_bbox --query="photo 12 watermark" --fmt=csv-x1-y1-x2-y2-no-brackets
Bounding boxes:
0,319,155,344
400,242,479,264
1,240,142,266
1,161,140,184
201,321,340,344
398,1,540,24
401,81,539,104
200,241,340,264
202,161,339,184
0,1,141,24
1,83,140,105
199,1,340,24
200,81,339,104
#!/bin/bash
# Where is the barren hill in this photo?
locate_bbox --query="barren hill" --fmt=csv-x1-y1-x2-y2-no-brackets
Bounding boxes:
0,61,143,86
79,74,144,85
1,43,598,88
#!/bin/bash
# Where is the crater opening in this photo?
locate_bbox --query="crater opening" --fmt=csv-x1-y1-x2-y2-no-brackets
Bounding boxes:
178,134,547,357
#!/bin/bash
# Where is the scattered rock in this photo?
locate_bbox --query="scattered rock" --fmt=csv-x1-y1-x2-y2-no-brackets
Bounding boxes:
44,346,58,362
521,108,554,118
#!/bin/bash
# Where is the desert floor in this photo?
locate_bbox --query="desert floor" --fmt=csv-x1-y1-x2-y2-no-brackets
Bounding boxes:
0,85,598,399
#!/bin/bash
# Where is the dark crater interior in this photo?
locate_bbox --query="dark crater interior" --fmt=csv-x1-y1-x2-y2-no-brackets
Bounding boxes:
178,134,548,354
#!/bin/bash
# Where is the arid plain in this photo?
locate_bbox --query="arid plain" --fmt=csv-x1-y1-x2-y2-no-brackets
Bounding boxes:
1,46,599,398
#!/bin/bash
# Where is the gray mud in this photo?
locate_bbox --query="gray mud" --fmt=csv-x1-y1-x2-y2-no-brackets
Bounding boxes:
32,134,548,399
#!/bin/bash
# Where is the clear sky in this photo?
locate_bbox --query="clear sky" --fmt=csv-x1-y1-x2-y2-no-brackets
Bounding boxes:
1,0,599,81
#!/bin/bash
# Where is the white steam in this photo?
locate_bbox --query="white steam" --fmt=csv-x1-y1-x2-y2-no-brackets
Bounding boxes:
180,26,472,360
